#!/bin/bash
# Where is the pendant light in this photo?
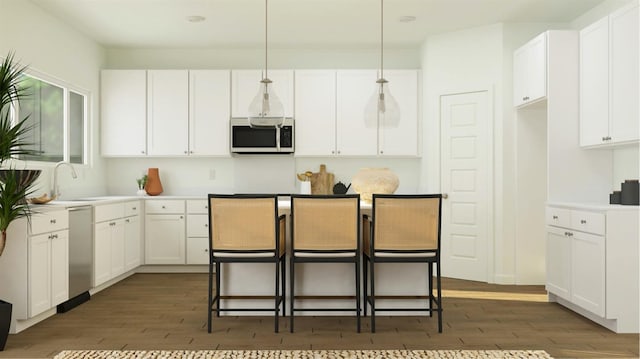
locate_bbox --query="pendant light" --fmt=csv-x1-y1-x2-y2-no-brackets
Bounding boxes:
365,0,400,128
248,0,284,127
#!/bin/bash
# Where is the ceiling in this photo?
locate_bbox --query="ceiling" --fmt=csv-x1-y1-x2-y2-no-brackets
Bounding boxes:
30,0,603,49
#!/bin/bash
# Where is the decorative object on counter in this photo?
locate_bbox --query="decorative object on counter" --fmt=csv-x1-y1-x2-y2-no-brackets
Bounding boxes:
136,174,148,196
621,179,639,205
296,171,313,194
310,164,334,195
352,167,399,203
144,168,163,196
27,193,56,204
333,181,351,195
609,191,621,204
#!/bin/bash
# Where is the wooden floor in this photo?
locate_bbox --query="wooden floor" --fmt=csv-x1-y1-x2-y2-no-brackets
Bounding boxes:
0,273,638,359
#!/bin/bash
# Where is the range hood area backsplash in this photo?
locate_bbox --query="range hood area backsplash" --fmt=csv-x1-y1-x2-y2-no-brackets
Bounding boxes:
104,157,422,197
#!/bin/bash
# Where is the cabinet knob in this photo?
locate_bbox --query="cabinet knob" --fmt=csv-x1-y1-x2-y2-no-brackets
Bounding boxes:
132,207,137,210
204,249,209,252
141,150,145,154
580,219,587,224
331,151,335,154
184,151,188,154
180,216,184,219
162,205,166,209
380,150,384,154
190,151,194,154
552,215,558,220
126,219,130,223
204,224,208,227
53,234,58,239
337,150,341,154
50,219,56,224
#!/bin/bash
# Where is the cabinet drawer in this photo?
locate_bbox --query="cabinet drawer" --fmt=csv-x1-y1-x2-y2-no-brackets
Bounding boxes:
571,210,605,235
187,236,210,264
124,200,141,217
95,203,125,223
145,200,185,214
546,207,571,227
187,214,209,237
186,200,208,214
31,210,69,235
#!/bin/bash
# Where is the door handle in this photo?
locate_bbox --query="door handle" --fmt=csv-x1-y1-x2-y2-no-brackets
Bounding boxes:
442,193,448,199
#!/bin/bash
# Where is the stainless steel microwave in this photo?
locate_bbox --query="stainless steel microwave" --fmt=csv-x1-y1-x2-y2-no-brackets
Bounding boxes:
230,118,294,154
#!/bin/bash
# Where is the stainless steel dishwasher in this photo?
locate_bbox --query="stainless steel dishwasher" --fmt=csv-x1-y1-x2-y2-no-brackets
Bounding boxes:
58,205,93,313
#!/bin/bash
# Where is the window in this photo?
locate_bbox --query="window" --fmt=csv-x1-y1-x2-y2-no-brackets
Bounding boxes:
16,74,88,164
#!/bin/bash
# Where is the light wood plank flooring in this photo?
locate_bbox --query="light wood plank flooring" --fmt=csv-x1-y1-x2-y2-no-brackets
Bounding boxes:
0,273,637,359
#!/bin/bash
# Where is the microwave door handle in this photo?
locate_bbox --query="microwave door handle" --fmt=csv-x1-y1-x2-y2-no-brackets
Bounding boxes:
276,126,281,152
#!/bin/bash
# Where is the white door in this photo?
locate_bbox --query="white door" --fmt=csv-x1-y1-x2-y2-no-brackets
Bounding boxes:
440,91,490,282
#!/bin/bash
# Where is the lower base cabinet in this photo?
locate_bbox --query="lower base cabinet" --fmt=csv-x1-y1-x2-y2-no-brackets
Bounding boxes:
546,204,638,333
29,229,69,317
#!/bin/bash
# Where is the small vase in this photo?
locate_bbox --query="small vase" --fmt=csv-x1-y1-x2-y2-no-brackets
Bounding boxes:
351,167,399,203
144,168,163,196
136,189,147,196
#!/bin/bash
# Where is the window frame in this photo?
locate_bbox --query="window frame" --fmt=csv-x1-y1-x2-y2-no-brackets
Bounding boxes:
14,68,91,167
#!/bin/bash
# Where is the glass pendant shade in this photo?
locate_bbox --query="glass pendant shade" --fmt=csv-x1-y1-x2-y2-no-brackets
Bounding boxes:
364,79,401,128
248,77,285,126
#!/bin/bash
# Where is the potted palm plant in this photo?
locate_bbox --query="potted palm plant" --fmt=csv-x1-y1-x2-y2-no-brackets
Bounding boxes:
0,51,41,351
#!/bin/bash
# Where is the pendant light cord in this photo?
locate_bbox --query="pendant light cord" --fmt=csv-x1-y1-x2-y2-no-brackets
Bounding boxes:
380,0,384,79
264,0,268,80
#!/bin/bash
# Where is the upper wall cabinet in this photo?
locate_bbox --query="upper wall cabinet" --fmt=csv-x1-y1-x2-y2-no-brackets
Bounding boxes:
101,70,231,157
580,1,639,147
189,70,231,156
513,32,547,107
295,70,420,157
147,70,189,156
231,70,294,118
101,70,147,156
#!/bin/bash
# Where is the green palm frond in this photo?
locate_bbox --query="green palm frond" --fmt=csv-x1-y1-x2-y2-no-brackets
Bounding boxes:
0,169,38,233
0,52,29,112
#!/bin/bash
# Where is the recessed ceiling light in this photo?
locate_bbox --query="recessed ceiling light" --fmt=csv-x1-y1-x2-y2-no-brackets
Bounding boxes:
186,15,206,23
398,15,416,23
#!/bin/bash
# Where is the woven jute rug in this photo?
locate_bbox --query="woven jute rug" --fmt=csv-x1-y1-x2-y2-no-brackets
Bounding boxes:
54,350,553,359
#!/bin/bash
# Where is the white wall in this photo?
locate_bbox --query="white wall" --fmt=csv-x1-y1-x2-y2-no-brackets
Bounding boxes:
0,0,107,199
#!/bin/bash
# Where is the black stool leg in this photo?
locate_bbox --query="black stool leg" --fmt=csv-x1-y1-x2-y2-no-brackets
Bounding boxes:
215,262,221,317
356,255,361,333
207,260,213,333
290,256,295,332
370,257,376,333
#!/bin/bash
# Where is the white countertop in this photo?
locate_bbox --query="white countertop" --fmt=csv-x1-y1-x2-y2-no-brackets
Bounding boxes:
547,201,639,211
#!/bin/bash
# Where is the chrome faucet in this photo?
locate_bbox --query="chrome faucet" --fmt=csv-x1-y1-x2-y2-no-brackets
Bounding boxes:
51,161,78,199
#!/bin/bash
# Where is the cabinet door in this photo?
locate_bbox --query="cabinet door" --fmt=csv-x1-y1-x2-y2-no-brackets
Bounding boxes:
580,17,610,146
231,70,294,118
189,70,231,156
294,70,337,156
378,70,419,156
526,33,547,104
110,219,126,278
124,215,142,271
145,214,186,264
609,2,639,144
187,237,210,265
545,226,571,301
101,70,147,156
571,231,605,316
94,221,112,287
513,33,547,107
50,230,69,307
29,233,51,317
336,70,378,156
147,70,189,155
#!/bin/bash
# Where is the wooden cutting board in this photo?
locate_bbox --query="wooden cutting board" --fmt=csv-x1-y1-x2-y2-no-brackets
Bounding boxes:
310,164,334,195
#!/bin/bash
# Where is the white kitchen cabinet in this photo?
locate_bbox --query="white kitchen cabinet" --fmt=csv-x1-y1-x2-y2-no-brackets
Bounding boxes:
124,214,141,271
545,226,571,301
94,201,141,286
28,210,69,318
145,200,186,264
186,200,209,265
294,70,337,156
101,70,147,156
513,32,547,107
336,70,378,156
231,70,294,118
580,1,639,147
189,70,231,156
296,70,419,157
546,204,639,333
378,70,419,156
147,70,190,156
